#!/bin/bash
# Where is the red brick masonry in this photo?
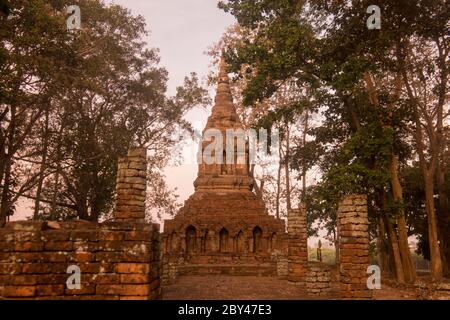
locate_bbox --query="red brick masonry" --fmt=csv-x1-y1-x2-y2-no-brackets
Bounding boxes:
0,220,160,299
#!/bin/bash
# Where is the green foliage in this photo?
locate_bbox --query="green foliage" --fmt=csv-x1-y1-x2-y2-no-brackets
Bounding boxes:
0,0,209,222
217,0,448,257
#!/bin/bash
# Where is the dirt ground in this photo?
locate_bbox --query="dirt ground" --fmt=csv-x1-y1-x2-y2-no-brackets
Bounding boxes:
162,275,450,300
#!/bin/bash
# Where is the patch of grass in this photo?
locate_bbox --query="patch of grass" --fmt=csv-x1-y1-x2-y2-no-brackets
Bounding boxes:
308,246,336,265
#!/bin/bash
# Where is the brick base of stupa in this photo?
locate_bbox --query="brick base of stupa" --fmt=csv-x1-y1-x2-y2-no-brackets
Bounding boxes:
162,191,287,279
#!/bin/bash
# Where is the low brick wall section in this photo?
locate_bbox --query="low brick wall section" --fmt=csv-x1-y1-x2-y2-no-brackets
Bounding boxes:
275,253,288,278
306,262,332,296
0,220,160,300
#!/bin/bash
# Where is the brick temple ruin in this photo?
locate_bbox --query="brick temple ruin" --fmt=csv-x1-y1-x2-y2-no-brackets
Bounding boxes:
162,57,287,277
0,58,374,300
160,58,372,299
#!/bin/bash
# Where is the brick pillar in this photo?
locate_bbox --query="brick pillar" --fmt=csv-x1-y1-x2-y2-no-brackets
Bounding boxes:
338,194,372,299
287,204,308,285
306,262,332,296
115,148,147,222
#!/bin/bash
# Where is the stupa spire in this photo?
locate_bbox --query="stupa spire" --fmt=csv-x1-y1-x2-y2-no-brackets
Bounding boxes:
193,53,252,193
211,54,238,120
218,55,230,83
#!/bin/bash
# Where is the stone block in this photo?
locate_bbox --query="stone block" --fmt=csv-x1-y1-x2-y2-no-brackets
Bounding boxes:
44,241,74,251
120,274,150,284
0,285,36,297
115,263,151,274
96,284,149,296
65,283,96,295
0,274,38,285
36,284,65,296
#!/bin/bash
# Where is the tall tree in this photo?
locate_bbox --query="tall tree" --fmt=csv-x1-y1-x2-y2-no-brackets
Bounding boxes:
218,0,448,281
0,0,72,225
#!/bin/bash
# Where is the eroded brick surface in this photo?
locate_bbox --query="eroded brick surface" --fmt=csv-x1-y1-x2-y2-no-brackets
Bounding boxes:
0,220,160,300
338,195,372,300
287,206,308,285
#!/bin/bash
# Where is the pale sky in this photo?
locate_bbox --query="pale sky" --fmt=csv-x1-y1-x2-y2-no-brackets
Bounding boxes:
109,0,235,95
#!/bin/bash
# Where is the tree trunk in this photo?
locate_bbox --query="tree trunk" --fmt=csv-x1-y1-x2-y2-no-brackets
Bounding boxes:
284,119,291,211
33,109,50,219
301,110,309,201
0,106,16,225
377,215,390,275
381,191,405,284
363,71,413,281
50,170,61,218
0,158,12,226
437,160,450,276
397,215,416,281
0,142,6,193
275,141,282,219
335,217,340,264
50,122,65,217
333,226,339,264
411,96,443,281
376,217,383,268
423,171,443,281
384,216,405,284
397,42,443,281
390,155,416,282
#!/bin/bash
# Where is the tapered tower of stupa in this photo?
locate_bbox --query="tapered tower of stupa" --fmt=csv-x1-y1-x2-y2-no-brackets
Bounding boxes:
194,56,253,193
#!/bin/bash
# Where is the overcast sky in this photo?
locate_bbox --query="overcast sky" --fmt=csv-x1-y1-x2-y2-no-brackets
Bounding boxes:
112,0,235,95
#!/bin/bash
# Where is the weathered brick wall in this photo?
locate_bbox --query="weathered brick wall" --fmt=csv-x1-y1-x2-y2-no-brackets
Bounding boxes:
287,205,308,285
0,147,162,300
338,194,372,299
115,148,147,222
161,255,182,285
306,262,331,296
274,252,288,278
0,220,160,299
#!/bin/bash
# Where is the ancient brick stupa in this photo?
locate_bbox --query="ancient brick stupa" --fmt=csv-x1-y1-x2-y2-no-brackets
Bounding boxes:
163,57,286,273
